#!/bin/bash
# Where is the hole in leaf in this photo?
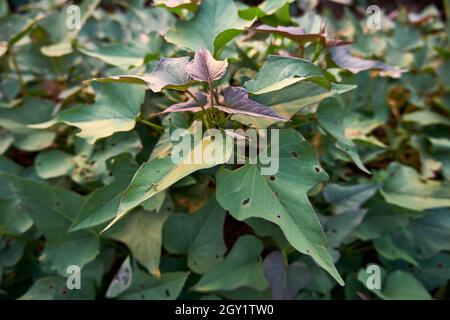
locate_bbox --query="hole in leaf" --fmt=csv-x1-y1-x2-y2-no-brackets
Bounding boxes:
314,166,321,173
276,214,281,219
242,198,250,206
290,151,298,158
269,176,276,181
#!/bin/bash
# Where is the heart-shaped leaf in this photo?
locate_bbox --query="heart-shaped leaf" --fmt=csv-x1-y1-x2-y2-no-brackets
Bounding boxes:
185,48,228,84
244,55,329,95
191,235,268,292
216,129,344,285
165,0,253,53
88,57,193,92
30,82,146,144
163,198,226,273
317,98,370,174
381,162,450,211
330,46,406,78
217,87,287,121
263,251,311,300
0,172,100,275
104,134,231,231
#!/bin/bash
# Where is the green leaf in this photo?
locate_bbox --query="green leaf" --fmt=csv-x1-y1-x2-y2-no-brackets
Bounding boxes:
105,134,230,231
36,132,141,184
35,150,74,179
0,173,100,274
70,154,139,231
381,162,450,211
414,253,450,290
373,236,419,266
323,183,379,214
0,98,56,151
216,129,344,285
165,0,253,53
235,82,355,128
116,260,188,300
78,40,161,70
192,235,268,292
106,256,132,298
323,209,367,248
106,206,172,276
19,277,96,300
357,269,431,300
386,209,450,259
244,55,329,95
403,110,450,126
163,198,226,274
40,0,100,57
317,98,370,174
31,83,146,144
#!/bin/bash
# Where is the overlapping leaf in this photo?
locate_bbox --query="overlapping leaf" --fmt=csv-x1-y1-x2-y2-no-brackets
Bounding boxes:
31,82,146,144
216,129,343,285
165,0,253,53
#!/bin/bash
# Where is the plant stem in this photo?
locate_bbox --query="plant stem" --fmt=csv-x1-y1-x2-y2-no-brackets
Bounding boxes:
186,89,211,128
8,47,25,96
137,118,164,133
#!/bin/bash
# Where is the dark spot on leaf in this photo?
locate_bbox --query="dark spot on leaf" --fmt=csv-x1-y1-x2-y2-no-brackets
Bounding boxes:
215,254,220,259
269,176,276,181
332,229,337,233
314,166,321,173
165,289,170,297
290,151,298,158
276,214,281,219
438,263,443,268
242,198,250,206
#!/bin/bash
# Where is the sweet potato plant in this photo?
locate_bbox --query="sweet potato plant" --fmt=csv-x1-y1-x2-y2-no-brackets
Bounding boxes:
0,0,449,300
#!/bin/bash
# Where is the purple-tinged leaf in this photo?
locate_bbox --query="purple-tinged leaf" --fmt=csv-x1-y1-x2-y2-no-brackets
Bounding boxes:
218,87,287,121
330,46,407,78
263,251,311,300
185,48,228,84
87,57,194,92
161,92,208,114
255,25,352,48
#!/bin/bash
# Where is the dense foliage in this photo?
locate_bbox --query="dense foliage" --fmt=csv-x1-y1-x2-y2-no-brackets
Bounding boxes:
0,0,449,300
